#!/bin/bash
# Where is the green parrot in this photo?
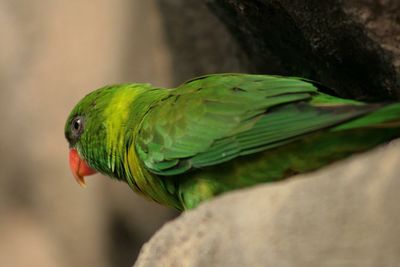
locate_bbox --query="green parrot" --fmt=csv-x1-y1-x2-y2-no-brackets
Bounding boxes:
65,74,400,210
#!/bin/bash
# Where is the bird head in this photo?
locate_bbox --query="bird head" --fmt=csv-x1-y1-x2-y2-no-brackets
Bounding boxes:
64,83,152,186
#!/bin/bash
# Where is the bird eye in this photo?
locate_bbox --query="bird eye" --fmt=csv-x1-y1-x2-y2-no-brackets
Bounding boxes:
71,116,84,137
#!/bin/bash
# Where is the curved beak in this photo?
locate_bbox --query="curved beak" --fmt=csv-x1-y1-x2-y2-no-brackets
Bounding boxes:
69,148,97,187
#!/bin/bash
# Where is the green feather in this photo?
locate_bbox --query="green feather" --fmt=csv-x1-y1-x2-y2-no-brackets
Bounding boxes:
65,74,400,210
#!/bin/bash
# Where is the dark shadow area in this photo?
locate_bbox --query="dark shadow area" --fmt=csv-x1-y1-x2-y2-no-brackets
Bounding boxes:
206,0,400,100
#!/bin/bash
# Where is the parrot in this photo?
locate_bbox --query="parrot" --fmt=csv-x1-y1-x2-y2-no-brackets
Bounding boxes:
65,74,400,210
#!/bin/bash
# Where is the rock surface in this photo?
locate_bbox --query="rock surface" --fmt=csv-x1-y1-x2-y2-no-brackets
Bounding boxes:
135,139,400,267
207,0,400,100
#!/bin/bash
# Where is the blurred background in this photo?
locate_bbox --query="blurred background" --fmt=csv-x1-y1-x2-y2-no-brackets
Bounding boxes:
1,1,399,266
0,1,249,266
0,1,172,266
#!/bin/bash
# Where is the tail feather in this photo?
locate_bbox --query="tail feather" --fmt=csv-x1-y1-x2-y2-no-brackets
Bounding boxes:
333,103,400,131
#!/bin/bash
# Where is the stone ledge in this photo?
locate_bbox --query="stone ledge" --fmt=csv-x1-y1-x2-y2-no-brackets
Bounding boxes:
135,139,400,267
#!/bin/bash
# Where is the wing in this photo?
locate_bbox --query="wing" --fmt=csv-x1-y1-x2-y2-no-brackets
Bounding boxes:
136,74,372,175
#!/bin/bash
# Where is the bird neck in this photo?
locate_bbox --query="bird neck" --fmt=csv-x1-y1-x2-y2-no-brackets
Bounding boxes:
104,87,183,209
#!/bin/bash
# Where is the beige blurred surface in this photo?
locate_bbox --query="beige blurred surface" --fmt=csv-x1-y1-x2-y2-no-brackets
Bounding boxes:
0,1,176,266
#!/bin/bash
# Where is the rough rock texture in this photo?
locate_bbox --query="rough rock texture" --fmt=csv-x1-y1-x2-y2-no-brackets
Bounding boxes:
135,139,400,267
206,0,400,100
343,0,400,73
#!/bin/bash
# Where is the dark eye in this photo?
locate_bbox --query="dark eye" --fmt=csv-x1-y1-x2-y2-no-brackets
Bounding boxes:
71,116,84,137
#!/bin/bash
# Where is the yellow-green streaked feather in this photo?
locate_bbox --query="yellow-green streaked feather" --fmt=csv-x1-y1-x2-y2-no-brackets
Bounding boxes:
103,86,141,173
114,87,183,209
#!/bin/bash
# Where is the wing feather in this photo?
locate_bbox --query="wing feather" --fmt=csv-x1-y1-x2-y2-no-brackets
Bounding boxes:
135,74,372,175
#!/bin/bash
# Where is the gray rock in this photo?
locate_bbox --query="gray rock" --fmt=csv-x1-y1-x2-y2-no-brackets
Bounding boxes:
135,139,400,267
207,0,400,100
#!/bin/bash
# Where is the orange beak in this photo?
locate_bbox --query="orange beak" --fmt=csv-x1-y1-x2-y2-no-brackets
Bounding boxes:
69,148,97,187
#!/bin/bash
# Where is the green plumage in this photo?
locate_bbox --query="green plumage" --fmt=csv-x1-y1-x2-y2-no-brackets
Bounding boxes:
65,74,400,210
